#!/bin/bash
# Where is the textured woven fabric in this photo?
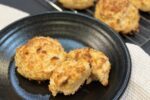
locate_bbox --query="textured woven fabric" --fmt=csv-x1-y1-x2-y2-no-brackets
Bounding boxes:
121,43,150,100
0,4,150,100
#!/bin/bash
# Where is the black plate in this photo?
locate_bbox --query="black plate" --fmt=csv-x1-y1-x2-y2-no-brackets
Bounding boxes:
0,12,131,100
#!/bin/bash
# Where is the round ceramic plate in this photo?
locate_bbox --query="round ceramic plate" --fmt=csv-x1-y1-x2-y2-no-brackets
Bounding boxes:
0,12,131,100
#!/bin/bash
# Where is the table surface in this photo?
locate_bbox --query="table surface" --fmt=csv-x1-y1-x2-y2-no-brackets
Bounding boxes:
0,0,150,55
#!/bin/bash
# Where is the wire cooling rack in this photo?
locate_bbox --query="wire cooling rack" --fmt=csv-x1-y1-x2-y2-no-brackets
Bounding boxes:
37,0,150,54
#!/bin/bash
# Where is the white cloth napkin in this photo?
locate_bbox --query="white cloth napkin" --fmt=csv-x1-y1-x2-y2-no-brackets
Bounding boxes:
0,4,29,30
121,43,150,100
0,4,150,100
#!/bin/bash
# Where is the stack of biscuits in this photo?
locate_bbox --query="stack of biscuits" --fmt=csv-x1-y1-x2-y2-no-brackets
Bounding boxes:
15,36,111,96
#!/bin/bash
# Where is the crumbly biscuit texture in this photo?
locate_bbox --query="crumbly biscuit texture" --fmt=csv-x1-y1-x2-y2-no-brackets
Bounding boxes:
94,0,140,34
49,59,91,96
15,37,66,80
129,0,150,12
68,48,111,86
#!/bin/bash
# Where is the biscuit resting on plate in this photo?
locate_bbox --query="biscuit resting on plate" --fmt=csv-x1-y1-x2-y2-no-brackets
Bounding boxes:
58,0,94,10
68,48,111,86
94,0,140,34
49,59,91,96
15,37,66,80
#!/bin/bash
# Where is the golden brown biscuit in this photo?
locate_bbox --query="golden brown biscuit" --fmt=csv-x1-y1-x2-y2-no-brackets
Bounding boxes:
58,0,94,10
94,0,140,34
68,48,111,86
48,59,91,96
15,37,66,80
129,0,150,12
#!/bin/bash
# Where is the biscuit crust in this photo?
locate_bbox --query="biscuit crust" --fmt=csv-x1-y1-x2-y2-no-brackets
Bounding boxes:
68,48,111,86
129,0,150,12
15,37,66,80
58,0,94,10
48,59,91,96
94,0,140,34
